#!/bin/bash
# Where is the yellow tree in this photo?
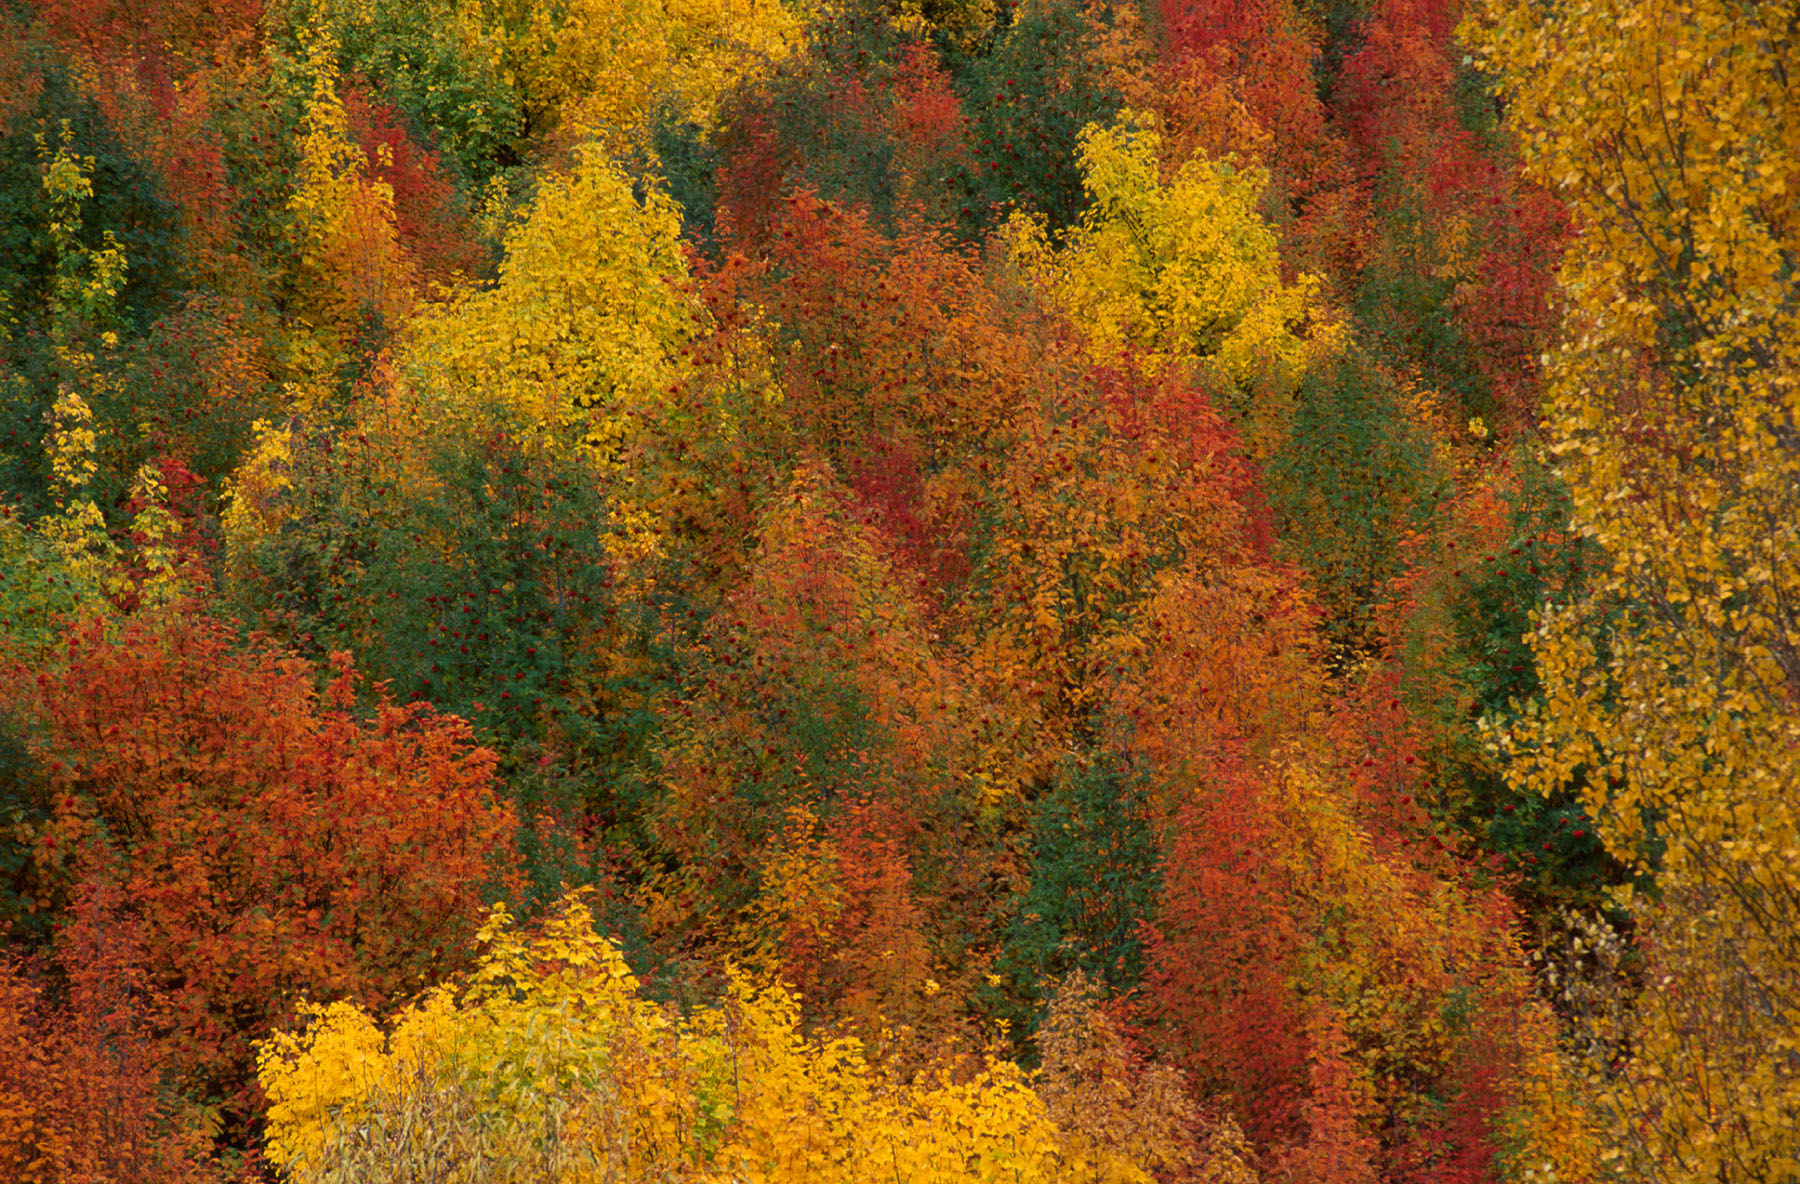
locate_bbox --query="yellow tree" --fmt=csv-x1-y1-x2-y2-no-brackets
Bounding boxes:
287,28,416,361
1004,111,1337,456
221,139,700,602
403,143,698,457
468,0,806,153
1470,0,1800,1177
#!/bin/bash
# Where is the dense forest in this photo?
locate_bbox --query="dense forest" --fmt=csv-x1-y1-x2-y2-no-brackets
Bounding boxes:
0,0,1793,1179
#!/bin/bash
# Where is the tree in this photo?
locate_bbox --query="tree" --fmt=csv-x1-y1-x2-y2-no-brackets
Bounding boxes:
1145,729,1564,1182
997,752,1160,1024
11,613,518,1109
401,141,697,458
1004,112,1332,456
294,0,526,187
955,0,1155,235
1156,0,1364,281
0,892,215,1184
714,17,974,235
1337,0,1565,433
466,0,805,154
1262,349,1448,651
1472,0,1800,1175
647,466,990,1032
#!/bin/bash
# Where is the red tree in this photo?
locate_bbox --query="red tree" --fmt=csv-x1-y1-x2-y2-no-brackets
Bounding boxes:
15,613,519,1108
0,888,214,1184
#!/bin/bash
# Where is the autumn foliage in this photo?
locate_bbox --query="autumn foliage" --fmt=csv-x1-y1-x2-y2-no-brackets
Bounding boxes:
0,0,1767,1177
1,895,214,1184
5,613,517,1115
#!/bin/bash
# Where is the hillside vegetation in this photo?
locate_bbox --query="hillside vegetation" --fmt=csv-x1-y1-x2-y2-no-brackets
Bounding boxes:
0,0,1793,1180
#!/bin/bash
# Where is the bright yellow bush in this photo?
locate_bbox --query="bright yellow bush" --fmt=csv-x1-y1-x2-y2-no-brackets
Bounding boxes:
260,895,708,1183
259,892,1183,1183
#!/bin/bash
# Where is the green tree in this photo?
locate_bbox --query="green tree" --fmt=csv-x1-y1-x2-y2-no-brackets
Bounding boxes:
995,749,1160,1040
1265,348,1447,650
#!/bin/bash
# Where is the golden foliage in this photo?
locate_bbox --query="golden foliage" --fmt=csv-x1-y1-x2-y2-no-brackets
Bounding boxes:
261,891,1190,1183
470,0,806,152
405,143,696,463
1005,112,1337,454
1472,0,1800,1175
